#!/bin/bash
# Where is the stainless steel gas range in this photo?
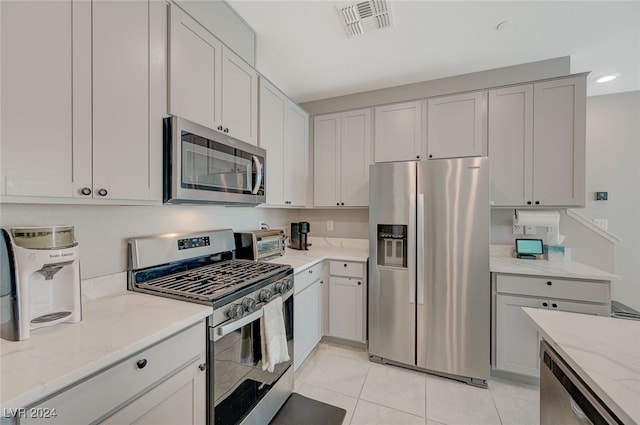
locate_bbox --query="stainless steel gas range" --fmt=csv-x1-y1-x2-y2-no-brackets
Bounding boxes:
127,229,294,425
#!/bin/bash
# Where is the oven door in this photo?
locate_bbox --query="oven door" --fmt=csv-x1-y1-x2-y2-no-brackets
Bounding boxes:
165,116,266,205
209,295,293,425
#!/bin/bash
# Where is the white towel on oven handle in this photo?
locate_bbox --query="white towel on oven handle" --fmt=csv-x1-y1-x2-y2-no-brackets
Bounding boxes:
260,295,290,373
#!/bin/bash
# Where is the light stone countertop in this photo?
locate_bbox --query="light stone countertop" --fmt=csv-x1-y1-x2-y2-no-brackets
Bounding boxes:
490,255,619,281
0,292,211,410
523,308,640,425
266,237,369,273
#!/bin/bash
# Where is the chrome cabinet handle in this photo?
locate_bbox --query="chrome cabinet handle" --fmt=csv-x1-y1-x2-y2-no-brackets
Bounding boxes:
97,188,108,197
80,187,92,196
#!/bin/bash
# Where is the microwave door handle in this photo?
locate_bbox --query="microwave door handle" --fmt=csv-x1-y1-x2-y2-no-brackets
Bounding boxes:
251,155,263,195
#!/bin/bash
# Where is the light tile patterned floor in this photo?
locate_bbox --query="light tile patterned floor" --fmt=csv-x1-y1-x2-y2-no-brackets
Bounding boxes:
294,340,540,425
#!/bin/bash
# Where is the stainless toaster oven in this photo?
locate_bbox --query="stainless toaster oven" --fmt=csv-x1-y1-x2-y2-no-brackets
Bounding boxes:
234,229,285,261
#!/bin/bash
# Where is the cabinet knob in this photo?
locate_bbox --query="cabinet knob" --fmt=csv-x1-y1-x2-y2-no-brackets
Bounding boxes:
428,154,433,158
357,281,362,285
542,302,548,307
198,363,207,372
336,202,340,206
344,263,348,267
416,155,420,159
341,202,345,206
224,128,229,133
552,303,558,308
527,201,532,205
547,281,552,286
136,359,148,369
97,188,108,197
320,280,324,284
535,201,540,205
309,269,313,274
80,187,92,196
217,125,223,131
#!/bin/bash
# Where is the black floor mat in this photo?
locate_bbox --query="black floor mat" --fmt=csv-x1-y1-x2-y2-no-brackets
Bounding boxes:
269,392,347,425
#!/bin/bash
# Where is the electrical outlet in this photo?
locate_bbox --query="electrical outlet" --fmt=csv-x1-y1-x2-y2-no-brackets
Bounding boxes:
525,226,536,235
327,220,334,231
593,218,608,230
512,225,524,235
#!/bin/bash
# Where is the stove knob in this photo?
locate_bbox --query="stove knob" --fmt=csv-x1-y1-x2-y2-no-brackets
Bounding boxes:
242,297,257,313
227,303,245,320
285,278,294,292
259,288,272,303
275,281,286,294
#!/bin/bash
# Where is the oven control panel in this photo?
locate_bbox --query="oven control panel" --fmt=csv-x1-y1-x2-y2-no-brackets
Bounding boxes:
177,236,210,250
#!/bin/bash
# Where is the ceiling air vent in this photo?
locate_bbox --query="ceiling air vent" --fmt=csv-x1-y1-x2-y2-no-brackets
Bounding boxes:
337,0,394,38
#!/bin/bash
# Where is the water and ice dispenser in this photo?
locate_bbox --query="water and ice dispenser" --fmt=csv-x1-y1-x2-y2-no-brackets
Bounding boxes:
376,225,407,268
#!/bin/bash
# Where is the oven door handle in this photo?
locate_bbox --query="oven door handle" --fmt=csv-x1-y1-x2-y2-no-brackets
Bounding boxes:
211,308,264,342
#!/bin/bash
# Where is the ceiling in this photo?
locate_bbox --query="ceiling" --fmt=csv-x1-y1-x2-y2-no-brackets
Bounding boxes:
227,1,640,104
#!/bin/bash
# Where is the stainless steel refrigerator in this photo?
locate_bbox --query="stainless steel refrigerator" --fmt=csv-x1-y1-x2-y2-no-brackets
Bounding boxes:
368,157,490,387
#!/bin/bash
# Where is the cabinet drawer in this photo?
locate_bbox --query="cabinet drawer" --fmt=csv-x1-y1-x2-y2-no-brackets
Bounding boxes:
26,321,205,425
295,262,324,294
496,274,609,303
329,260,364,278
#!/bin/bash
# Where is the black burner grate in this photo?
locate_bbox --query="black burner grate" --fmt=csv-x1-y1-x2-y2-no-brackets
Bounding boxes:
135,259,289,303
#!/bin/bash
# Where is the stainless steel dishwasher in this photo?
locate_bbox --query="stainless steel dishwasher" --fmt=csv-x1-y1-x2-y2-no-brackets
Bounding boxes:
540,341,623,425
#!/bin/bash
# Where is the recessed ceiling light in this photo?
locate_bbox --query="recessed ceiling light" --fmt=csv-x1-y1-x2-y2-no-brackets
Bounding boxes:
596,74,619,83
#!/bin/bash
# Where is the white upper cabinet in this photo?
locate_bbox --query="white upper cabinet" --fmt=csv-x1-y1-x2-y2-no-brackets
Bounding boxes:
1,0,162,202
169,5,222,131
222,47,258,145
169,4,258,145
532,76,586,207
1,1,75,197
374,100,424,162
427,91,487,159
259,78,308,207
489,75,586,207
314,109,372,207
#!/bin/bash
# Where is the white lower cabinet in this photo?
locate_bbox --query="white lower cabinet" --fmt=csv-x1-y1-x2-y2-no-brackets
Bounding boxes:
493,274,610,379
293,262,325,370
24,321,206,425
328,261,367,343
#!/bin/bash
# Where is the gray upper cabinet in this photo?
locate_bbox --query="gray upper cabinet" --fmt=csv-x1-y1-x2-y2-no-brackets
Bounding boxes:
489,75,586,207
374,100,424,162
1,0,163,202
426,91,487,159
169,4,258,145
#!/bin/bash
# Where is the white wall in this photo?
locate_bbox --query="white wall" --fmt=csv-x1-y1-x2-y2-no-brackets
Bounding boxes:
582,91,640,310
293,208,368,239
0,204,295,279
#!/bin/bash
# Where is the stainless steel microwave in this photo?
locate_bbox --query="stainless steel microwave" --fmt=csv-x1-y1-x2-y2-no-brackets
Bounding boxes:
163,116,266,205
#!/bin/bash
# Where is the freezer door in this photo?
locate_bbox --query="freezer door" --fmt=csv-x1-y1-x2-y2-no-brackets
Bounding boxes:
368,161,416,366
416,157,490,383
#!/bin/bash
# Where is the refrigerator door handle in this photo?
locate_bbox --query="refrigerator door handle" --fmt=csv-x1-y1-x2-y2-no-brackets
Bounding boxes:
417,193,425,305
409,193,416,304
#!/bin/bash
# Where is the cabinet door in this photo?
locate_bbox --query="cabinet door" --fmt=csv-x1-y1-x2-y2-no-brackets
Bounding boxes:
259,79,286,205
374,100,423,162
532,76,586,207
284,102,309,207
222,46,258,145
169,5,222,131
488,85,534,206
329,276,364,342
495,295,543,377
341,109,372,207
92,0,154,201
99,356,206,425
427,91,487,159
314,114,341,207
0,1,78,197
293,280,321,371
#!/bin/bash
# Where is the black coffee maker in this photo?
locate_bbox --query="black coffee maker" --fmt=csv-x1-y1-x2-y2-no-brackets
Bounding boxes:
289,222,310,250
